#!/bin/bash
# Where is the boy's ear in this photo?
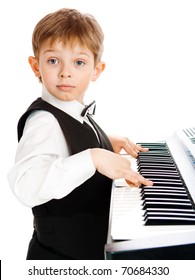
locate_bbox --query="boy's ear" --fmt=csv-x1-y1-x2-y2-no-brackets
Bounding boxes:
91,61,106,81
28,56,41,78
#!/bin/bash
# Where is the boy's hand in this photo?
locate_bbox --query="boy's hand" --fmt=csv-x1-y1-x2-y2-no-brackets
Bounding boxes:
108,135,148,158
90,148,153,187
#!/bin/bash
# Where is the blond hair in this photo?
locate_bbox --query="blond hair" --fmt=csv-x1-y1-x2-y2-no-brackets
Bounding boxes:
32,8,104,65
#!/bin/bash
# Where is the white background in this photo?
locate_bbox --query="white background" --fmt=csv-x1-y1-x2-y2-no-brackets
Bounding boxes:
1,0,195,264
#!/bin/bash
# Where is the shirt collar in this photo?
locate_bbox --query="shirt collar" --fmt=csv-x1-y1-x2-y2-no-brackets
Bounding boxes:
41,86,85,124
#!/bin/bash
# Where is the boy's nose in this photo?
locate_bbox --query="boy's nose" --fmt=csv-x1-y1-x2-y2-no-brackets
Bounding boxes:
60,72,71,78
59,65,72,78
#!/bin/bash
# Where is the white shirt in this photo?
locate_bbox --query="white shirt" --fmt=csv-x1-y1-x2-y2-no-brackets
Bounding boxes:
7,87,97,207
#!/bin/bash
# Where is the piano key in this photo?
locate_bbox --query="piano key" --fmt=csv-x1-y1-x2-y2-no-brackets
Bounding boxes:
137,155,173,160
139,162,173,167
138,166,177,172
138,153,171,157
145,208,195,213
145,211,195,217
141,186,186,192
138,160,175,165
144,213,195,221
141,192,188,199
142,180,185,189
142,201,193,209
142,187,187,192
144,179,183,184
140,170,179,174
150,182,184,187
145,216,195,225
144,198,190,203
140,173,180,179
137,143,167,149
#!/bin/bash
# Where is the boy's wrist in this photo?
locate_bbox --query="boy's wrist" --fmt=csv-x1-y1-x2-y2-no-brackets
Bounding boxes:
90,148,99,169
90,148,103,170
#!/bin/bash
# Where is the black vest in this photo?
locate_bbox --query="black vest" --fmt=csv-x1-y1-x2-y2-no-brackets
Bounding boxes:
18,98,113,259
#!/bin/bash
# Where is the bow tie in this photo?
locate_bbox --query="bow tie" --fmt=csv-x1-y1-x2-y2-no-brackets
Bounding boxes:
81,100,96,117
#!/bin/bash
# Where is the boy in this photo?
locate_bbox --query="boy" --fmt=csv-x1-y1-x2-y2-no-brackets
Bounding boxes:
8,8,152,260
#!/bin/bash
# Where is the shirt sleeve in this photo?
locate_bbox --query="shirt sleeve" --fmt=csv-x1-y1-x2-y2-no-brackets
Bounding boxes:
7,110,96,207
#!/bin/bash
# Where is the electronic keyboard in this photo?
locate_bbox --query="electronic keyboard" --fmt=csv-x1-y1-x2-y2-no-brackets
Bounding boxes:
105,127,195,259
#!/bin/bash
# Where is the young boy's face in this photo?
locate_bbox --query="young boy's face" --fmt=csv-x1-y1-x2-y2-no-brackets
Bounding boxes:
29,40,105,103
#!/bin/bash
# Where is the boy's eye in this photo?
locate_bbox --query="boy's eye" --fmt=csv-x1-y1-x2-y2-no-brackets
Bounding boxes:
75,60,85,67
48,58,58,64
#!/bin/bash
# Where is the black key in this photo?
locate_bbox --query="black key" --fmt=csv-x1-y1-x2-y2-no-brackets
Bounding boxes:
145,216,195,225
142,201,193,209
141,192,188,200
142,187,186,192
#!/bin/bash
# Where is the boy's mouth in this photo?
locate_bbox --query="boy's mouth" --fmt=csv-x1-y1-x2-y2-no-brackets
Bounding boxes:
57,84,75,91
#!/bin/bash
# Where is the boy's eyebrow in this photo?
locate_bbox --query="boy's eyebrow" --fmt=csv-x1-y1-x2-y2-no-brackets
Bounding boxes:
42,48,57,55
42,48,91,57
77,51,91,57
